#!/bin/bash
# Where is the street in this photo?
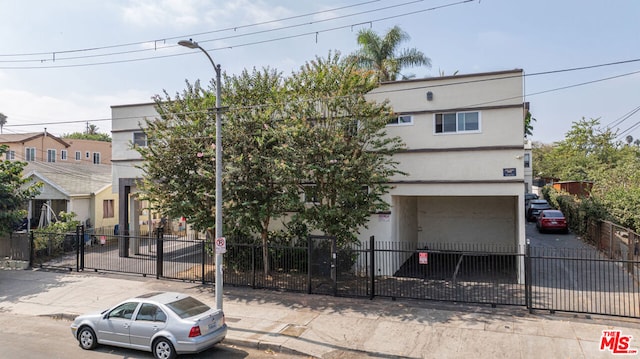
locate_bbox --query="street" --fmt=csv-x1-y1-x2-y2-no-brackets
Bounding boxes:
0,313,313,359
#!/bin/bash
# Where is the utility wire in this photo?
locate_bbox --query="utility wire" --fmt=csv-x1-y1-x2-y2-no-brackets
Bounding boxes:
0,0,383,58
6,66,640,134
0,0,475,69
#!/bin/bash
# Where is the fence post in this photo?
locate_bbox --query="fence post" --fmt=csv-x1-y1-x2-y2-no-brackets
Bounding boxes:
80,225,85,271
29,231,34,268
201,240,206,285
251,244,257,289
525,239,533,313
369,235,375,300
75,225,81,272
307,236,312,294
331,237,337,296
156,227,164,279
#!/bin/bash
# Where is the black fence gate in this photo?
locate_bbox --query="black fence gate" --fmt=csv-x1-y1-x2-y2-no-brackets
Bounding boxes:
25,228,640,319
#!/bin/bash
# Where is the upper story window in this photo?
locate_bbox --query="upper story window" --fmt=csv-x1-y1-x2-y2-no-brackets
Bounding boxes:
93,152,101,164
61,150,67,160
133,131,148,147
434,111,480,134
387,115,413,126
303,185,319,204
26,147,36,162
85,151,90,158
524,153,531,168
5,150,15,161
47,149,56,163
75,151,81,161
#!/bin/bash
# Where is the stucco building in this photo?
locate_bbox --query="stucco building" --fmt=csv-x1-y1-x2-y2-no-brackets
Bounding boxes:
110,70,528,279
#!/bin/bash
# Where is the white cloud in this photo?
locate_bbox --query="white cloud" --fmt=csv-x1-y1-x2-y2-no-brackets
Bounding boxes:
120,0,205,28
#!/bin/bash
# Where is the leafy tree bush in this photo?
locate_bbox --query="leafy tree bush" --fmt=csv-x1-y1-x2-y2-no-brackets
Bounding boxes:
0,145,41,234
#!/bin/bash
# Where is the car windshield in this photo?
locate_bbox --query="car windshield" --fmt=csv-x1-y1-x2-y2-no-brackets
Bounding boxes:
532,203,550,208
544,211,564,218
166,296,211,319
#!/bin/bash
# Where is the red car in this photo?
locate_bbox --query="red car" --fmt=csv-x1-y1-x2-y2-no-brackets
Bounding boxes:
536,209,568,233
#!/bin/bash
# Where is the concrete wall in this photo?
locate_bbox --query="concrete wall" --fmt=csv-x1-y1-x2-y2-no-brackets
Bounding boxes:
417,196,517,247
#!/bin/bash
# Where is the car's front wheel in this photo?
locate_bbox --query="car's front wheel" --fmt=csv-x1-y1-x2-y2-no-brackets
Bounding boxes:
77,327,98,350
153,337,176,359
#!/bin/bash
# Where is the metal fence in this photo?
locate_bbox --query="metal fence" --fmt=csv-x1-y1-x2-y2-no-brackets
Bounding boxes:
18,226,640,319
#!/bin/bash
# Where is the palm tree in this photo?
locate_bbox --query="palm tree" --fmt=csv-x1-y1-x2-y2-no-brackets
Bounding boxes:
351,26,431,82
0,113,6,134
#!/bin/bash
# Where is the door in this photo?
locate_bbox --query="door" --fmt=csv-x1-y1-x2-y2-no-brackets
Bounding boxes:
96,302,139,346
129,303,167,349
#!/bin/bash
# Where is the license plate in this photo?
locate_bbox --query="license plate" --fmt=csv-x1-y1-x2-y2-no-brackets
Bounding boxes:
551,221,557,224
208,320,218,329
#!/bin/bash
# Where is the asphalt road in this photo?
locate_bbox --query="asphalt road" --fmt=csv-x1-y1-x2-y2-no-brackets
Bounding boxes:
0,313,313,359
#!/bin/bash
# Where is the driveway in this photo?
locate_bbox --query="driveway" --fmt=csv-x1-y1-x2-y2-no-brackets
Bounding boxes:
525,221,640,317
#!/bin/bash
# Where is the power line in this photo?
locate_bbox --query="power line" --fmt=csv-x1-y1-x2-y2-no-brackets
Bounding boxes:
0,0,476,69
0,0,383,58
6,65,640,135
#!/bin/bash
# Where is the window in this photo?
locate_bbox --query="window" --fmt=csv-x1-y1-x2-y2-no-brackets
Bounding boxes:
5,150,15,161
61,150,67,160
387,115,413,126
47,149,56,162
435,111,480,134
135,304,166,322
93,152,101,164
85,151,90,158
524,153,531,168
303,185,319,204
133,131,147,147
75,151,81,161
103,200,114,218
25,147,36,161
108,302,139,320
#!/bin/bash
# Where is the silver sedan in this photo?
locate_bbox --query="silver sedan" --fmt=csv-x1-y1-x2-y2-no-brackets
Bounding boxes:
70,291,227,359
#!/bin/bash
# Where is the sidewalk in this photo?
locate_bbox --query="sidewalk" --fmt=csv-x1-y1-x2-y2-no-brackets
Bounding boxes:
1,268,639,358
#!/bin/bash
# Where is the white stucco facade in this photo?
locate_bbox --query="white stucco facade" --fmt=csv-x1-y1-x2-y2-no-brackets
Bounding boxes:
110,70,527,278
358,70,527,279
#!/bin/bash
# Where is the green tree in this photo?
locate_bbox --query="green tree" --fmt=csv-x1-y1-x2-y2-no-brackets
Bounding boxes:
0,113,7,134
63,124,112,142
286,53,405,245
534,118,618,181
533,117,640,232
351,25,431,82
525,110,536,138
137,80,217,235
222,67,302,274
0,145,42,234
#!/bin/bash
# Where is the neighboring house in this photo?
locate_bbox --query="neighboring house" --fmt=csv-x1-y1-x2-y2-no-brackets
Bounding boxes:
22,162,118,231
111,70,527,280
0,131,117,230
0,131,111,165
552,181,593,198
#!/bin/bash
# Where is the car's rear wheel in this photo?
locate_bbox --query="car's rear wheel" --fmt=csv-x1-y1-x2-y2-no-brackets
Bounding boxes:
77,326,98,350
153,338,176,359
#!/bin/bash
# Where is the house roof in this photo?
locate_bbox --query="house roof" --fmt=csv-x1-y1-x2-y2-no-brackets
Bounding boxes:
0,132,70,147
23,162,112,196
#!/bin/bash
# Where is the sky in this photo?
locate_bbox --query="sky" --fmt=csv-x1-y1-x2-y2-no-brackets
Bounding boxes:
0,0,639,144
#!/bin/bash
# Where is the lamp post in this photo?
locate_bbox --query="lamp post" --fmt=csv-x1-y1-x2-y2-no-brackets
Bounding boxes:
178,39,224,310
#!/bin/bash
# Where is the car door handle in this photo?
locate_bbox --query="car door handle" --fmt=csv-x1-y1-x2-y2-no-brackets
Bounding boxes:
123,323,130,329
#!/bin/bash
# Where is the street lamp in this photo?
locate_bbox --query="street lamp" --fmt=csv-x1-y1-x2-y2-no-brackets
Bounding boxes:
178,39,224,310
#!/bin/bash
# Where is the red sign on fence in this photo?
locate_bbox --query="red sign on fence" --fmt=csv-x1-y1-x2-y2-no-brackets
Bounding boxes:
419,252,428,264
